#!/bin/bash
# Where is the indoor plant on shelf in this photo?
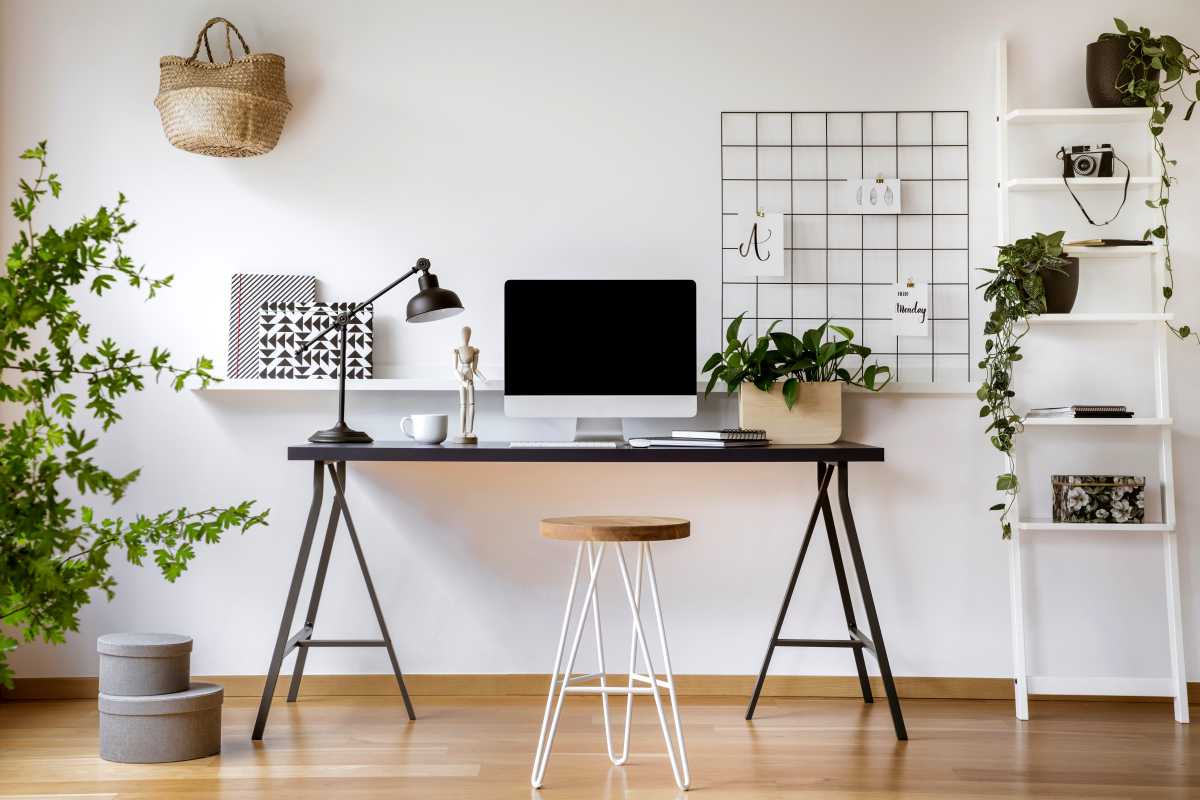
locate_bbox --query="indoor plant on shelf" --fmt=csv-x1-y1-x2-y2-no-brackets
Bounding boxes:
702,316,890,444
0,143,268,688
1087,18,1200,345
977,231,1070,539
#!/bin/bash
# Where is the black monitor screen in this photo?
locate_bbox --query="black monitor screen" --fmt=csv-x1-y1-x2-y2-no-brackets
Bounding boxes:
504,279,696,396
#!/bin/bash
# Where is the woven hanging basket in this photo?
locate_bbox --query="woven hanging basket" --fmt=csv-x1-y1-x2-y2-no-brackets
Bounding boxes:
155,17,291,158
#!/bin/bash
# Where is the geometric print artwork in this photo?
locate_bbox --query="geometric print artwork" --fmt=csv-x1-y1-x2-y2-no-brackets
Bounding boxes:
228,273,316,378
257,302,374,379
721,111,971,384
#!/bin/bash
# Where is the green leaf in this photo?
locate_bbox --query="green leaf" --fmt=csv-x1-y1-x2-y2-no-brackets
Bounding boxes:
704,369,722,397
989,503,1006,512
1180,325,1192,338
1114,17,1128,34
725,314,744,344
995,473,1018,491
782,377,799,409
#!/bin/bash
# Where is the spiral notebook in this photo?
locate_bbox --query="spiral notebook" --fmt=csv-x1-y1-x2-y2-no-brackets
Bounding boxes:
669,428,767,441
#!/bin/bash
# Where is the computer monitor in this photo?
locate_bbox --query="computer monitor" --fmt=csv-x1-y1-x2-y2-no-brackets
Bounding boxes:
504,279,697,439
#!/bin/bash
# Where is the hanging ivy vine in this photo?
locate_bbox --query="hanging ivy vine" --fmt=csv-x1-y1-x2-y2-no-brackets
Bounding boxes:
1100,18,1200,342
978,232,1069,539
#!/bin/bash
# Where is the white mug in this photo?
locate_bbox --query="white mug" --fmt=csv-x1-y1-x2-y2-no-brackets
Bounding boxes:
401,413,448,444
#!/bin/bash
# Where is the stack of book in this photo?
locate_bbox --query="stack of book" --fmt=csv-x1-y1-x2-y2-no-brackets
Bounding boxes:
628,428,770,448
1026,405,1134,419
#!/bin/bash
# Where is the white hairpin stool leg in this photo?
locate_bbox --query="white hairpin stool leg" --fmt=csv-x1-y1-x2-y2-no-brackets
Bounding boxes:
614,541,644,766
614,543,690,791
645,543,690,789
532,542,607,788
585,543,618,763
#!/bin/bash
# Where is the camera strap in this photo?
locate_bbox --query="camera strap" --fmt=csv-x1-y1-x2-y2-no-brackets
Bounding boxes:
1058,148,1131,226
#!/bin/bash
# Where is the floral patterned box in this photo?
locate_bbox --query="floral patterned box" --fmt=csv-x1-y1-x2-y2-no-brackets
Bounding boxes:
1051,475,1145,524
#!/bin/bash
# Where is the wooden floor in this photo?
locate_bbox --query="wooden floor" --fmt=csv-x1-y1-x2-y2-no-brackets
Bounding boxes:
1,694,1197,799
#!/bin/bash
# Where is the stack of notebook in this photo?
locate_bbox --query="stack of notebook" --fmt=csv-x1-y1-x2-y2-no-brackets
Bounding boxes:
1027,405,1134,419
628,428,770,448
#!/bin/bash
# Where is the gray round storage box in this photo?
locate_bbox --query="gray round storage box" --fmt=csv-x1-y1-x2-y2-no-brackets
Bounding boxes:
99,682,223,763
97,632,191,696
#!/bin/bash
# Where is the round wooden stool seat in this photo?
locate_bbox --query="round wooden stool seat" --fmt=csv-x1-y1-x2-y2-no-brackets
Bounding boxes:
540,515,690,542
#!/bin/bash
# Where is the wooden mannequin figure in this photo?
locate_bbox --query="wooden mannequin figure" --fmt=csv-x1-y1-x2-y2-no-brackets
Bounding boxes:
452,326,484,444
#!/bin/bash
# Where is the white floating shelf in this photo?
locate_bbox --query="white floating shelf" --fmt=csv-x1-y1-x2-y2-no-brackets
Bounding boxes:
1005,107,1151,125
1028,312,1173,325
1022,417,1171,427
197,379,979,395
1062,245,1160,257
197,378,503,392
1017,520,1173,534
1007,177,1158,191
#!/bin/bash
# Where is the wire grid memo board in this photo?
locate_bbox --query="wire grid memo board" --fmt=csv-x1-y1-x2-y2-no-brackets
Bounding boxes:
720,111,971,384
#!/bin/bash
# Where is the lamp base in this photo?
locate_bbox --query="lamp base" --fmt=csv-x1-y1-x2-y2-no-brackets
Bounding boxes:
308,421,373,444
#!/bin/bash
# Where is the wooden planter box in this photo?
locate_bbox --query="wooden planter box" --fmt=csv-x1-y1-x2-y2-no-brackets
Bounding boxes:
738,382,842,444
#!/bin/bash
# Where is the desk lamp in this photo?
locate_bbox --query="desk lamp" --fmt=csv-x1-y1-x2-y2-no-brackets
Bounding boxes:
300,257,463,443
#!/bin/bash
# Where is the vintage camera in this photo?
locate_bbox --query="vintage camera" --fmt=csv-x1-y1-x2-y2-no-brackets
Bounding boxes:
1059,144,1115,178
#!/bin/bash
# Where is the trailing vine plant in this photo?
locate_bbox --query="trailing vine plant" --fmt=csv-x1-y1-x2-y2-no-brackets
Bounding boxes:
977,232,1068,538
1099,18,1200,343
0,143,268,687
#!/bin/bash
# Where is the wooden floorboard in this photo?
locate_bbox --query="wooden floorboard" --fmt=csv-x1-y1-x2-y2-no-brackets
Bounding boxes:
0,695,1196,798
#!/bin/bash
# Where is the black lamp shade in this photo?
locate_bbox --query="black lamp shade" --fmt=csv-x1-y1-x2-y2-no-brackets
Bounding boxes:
406,272,464,323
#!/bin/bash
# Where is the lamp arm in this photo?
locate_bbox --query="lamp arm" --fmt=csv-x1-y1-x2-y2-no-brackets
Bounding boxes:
298,260,429,352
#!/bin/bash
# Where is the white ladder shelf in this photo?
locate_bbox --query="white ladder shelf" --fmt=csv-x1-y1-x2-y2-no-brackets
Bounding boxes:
995,41,1189,724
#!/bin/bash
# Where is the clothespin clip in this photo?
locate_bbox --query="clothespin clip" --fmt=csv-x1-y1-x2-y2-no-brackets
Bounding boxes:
756,207,766,218
905,276,915,288
875,174,886,184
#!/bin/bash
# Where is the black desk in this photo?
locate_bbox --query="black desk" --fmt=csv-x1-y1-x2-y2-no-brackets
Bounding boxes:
252,440,906,741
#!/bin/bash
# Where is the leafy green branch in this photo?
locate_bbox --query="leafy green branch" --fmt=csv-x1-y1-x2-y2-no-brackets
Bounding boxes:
0,142,268,688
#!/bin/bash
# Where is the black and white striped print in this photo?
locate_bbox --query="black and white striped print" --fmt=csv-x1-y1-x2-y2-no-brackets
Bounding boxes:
228,273,316,378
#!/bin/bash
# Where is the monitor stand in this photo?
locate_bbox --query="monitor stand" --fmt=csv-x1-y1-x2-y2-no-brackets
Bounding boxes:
573,417,626,443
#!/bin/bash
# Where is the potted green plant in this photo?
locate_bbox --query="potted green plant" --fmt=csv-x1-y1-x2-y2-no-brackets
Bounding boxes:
977,231,1071,538
1088,19,1200,344
702,316,890,444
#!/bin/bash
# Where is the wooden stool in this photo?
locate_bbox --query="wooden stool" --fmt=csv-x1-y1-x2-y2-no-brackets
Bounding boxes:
530,516,691,791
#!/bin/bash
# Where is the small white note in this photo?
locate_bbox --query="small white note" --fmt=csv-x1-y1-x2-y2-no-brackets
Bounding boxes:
728,211,785,278
892,283,929,337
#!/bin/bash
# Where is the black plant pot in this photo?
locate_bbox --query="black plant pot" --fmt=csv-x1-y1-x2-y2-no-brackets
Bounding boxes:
1043,256,1079,314
1087,38,1130,108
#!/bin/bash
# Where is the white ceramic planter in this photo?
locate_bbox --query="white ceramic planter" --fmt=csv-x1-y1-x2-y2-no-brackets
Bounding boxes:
738,382,842,444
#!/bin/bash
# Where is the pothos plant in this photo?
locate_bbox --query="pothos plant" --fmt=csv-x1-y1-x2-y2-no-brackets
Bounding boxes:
0,143,268,688
702,314,891,408
1099,18,1200,343
977,231,1069,538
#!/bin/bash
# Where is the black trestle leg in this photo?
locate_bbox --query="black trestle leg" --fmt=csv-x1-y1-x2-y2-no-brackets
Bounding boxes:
837,460,907,741
253,461,325,741
287,462,344,702
745,462,835,720
326,463,417,720
818,462,874,704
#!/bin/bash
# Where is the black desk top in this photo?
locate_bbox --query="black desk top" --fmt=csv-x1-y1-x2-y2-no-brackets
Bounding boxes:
288,440,884,463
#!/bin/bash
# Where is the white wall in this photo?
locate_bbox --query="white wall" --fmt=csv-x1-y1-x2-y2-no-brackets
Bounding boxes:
3,0,1200,684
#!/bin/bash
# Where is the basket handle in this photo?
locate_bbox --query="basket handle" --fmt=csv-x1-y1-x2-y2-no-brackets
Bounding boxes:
187,17,251,64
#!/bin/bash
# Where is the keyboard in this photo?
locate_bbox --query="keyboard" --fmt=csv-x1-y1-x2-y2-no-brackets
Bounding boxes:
509,441,621,448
